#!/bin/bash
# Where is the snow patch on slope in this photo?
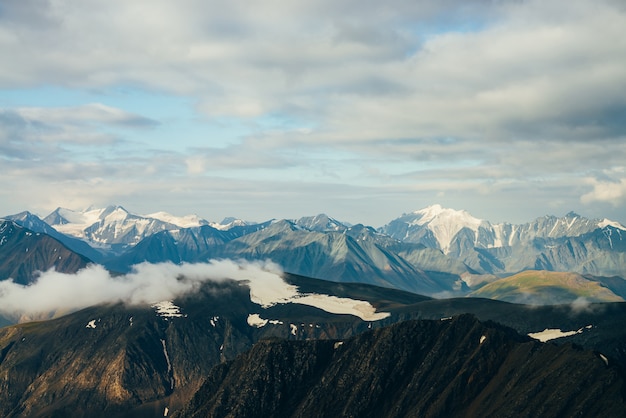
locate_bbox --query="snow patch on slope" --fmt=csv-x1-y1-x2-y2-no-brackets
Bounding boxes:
528,325,592,342
246,314,284,328
244,272,390,322
152,301,185,318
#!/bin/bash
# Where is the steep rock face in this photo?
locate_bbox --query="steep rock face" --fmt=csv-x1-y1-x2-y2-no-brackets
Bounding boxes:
382,207,619,254
103,221,273,273
381,206,626,278
103,225,232,272
177,315,625,418
4,211,105,262
538,226,626,275
212,220,457,295
294,213,348,232
0,220,91,285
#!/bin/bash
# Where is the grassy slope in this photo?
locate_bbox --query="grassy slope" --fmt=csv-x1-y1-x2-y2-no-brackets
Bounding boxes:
470,270,624,304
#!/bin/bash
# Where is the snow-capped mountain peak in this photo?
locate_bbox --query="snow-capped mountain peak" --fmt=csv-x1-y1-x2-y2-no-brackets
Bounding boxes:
43,205,175,246
407,205,485,252
44,206,116,237
209,217,251,230
145,211,209,228
598,218,626,230
294,214,348,232
41,205,258,246
382,205,626,259
411,205,483,229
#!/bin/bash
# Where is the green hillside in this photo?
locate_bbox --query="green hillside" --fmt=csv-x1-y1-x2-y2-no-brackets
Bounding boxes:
470,270,624,305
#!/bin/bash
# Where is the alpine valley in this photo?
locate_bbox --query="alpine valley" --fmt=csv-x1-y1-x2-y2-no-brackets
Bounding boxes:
1,204,625,417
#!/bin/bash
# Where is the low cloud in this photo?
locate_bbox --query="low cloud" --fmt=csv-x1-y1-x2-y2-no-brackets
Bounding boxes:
15,104,158,129
0,259,282,320
567,296,609,316
582,173,626,206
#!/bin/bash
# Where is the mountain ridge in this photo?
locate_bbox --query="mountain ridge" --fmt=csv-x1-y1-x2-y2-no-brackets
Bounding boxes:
3,204,625,303
2,273,626,417
176,314,624,418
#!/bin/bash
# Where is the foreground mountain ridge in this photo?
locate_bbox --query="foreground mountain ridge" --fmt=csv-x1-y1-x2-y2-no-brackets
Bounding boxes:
1,272,625,417
177,315,624,418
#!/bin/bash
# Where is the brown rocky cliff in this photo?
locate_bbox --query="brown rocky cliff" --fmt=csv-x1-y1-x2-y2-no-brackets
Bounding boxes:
177,315,625,418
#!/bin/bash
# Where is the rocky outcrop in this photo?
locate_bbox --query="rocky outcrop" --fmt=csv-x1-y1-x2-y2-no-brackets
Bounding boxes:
177,315,625,418
0,220,91,285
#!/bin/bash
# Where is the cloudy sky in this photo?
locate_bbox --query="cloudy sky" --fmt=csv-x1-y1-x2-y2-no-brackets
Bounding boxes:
1,0,625,226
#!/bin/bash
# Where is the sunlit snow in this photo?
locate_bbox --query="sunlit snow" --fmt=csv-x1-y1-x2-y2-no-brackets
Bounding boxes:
247,314,269,328
52,207,104,237
244,272,390,321
246,314,286,328
599,353,609,366
528,325,592,342
293,294,389,321
152,301,185,318
160,339,174,390
409,204,484,253
598,219,626,230
146,211,206,228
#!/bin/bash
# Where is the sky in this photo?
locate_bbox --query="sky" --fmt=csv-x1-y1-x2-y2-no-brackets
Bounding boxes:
1,0,625,227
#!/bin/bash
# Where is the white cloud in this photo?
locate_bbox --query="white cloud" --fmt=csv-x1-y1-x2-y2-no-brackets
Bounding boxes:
582,169,626,206
0,259,283,319
0,104,156,161
15,103,157,128
0,259,390,323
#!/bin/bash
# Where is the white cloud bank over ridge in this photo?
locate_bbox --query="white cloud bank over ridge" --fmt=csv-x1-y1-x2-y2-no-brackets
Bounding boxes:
0,259,389,322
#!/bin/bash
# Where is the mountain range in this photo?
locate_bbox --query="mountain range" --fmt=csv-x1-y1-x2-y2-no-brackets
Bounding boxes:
2,204,625,305
1,204,626,416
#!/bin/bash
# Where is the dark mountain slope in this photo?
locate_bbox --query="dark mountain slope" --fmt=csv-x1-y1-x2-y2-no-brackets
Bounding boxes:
103,221,272,272
0,276,396,418
210,220,459,295
0,220,91,285
4,211,105,262
176,315,624,418
1,272,625,417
